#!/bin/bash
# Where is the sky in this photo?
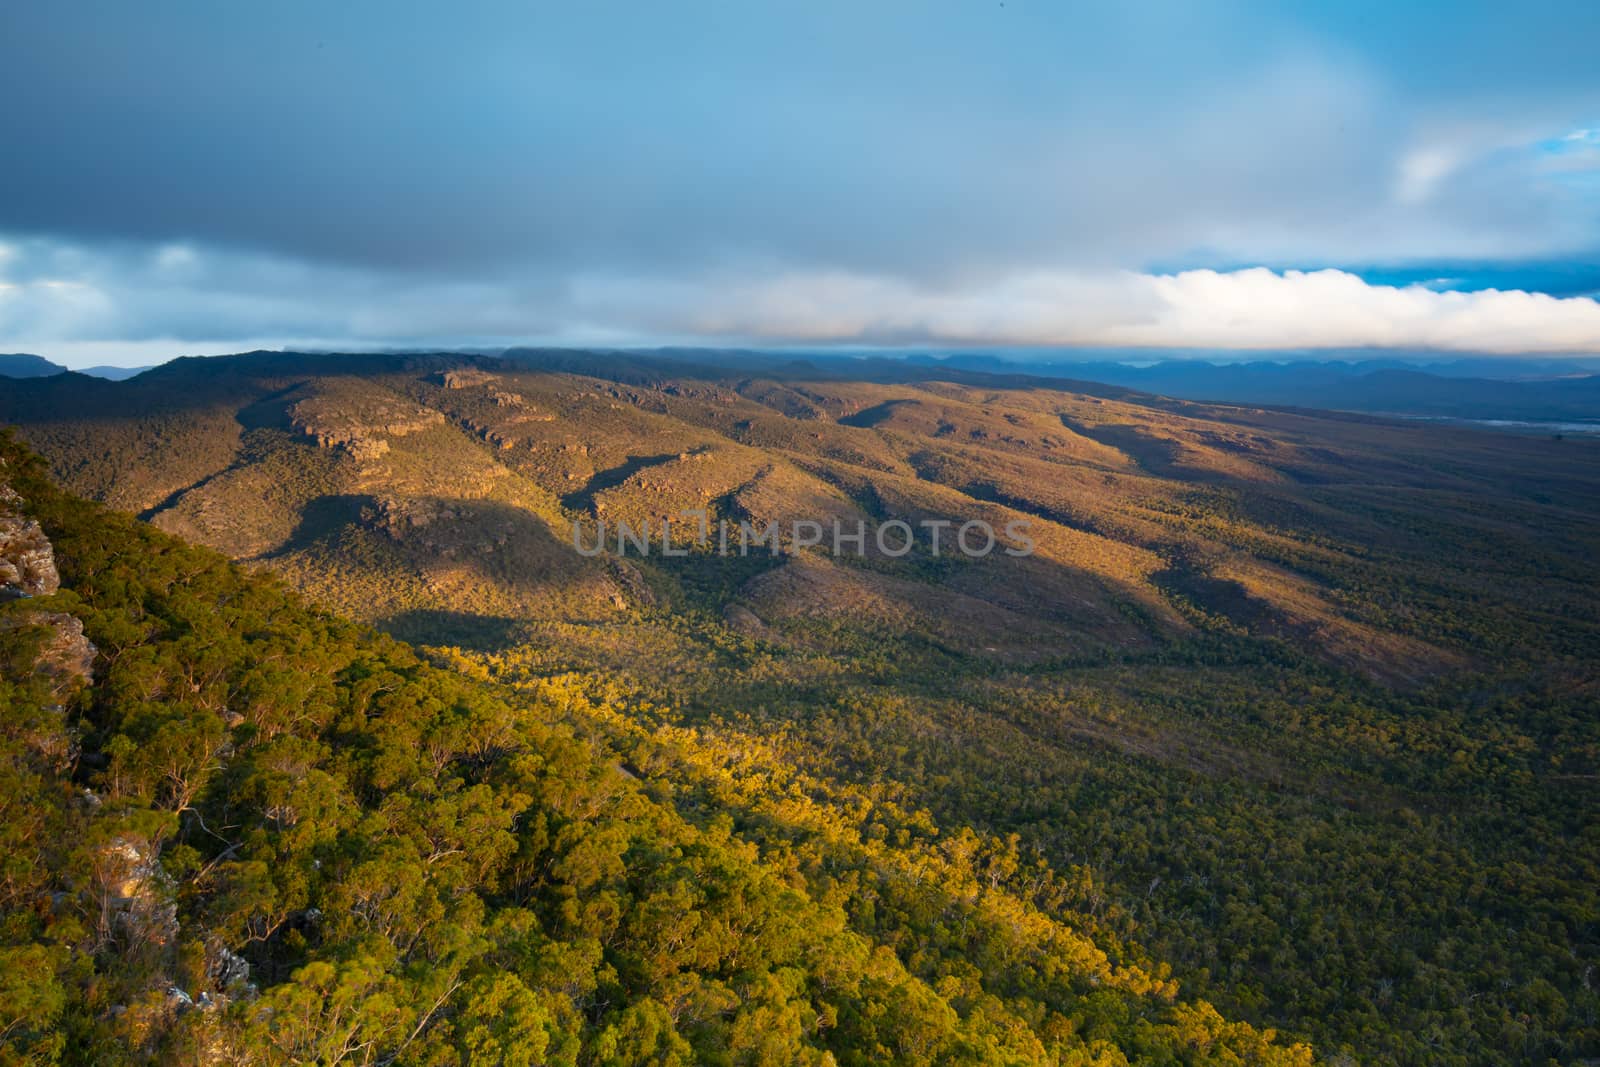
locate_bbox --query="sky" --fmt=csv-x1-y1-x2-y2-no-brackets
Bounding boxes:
2,1,1600,368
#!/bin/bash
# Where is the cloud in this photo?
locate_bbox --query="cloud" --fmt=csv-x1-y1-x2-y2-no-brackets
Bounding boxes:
4,4,1600,283
4,237,1598,364
1395,146,1466,205
1123,269,1600,352
609,266,1600,354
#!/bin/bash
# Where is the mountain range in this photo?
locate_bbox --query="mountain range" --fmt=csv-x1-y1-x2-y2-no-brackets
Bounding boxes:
901,353,1600,424
11,348,1600,426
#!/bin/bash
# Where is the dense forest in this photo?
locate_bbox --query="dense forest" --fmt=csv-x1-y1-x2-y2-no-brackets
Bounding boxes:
3,350,1599,1064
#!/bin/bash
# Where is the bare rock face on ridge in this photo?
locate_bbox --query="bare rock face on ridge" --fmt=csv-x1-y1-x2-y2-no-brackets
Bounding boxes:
288,385,447,461
0,469,60,598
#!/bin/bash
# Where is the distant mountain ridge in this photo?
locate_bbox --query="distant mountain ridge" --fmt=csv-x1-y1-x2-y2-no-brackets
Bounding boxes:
0,353,67,378
8,346,1600,422
903,353,1600,423
0,354,151,381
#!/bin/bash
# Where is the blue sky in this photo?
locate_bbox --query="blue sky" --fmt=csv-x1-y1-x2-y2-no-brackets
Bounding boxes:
2,0,1599,366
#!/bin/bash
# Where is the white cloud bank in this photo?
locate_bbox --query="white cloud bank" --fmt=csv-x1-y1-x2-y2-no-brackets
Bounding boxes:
3,237,1600,366
598,266,1600,355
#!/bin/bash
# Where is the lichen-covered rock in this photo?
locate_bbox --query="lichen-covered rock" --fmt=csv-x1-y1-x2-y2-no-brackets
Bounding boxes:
0,477,60,598
0,460,96,695
205,941,253,995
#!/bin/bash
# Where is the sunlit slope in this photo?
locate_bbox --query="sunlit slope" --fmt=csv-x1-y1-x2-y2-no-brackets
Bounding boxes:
6,349,1598,675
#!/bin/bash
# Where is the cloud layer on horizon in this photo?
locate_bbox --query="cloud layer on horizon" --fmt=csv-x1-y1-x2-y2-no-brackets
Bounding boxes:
637,267,1600,353
4,237,1599,362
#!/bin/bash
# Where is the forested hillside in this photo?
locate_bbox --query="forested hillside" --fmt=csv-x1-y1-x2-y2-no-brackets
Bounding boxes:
4,349,1599,1064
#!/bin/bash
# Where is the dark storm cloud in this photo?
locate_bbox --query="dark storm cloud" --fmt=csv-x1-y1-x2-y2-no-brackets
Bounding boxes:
2,1,1599,364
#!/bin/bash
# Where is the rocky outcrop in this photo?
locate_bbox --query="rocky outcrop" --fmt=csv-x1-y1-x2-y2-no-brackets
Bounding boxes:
722,602,767,635
0,476,60,598
289,390,446,461
607,558,656,609
438,368,497,390
1,459,94,692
